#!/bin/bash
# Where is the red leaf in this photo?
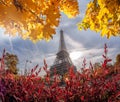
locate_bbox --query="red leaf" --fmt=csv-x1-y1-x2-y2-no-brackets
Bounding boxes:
43,66,47,71
81,96,84,101
44,59,47,68
0,92,4,102
33,64,39,72
107,59,112,62
102,55,106,59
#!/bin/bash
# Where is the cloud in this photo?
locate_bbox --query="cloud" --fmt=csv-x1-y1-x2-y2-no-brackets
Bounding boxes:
73,47,119,69
65,34,84,50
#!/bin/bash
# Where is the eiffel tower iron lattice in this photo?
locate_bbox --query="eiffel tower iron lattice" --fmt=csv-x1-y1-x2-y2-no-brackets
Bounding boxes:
50,30,76,77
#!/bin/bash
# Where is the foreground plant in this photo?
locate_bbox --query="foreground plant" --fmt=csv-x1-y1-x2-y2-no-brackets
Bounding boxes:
0,44,120,102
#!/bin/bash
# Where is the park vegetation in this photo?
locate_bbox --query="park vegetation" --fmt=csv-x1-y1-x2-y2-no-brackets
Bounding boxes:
0,44,120,102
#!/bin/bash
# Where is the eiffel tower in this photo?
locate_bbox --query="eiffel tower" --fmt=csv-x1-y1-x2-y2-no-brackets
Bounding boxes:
50,30,76,77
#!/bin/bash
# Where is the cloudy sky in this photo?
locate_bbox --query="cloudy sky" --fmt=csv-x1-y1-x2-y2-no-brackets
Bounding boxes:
0,0,120,75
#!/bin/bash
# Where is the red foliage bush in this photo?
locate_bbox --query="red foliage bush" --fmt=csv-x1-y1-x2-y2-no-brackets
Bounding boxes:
0,44,120,102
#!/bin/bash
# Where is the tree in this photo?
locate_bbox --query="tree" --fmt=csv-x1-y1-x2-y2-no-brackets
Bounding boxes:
78,0,120,38
115,54,120,67
93,62,101,69
0,0,119,42
113,54,120,73
5,52,19,74
0,0,79,42
116,54,120,63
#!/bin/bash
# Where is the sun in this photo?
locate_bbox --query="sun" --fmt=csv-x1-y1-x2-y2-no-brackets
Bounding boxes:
70,51,83,60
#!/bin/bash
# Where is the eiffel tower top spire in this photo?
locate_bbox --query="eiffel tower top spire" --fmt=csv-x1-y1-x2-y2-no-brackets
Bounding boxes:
58,30,67,51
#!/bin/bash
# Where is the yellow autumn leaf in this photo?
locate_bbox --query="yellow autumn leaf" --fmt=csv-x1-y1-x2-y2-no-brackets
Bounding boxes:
79,0,120,38
0,0,79,42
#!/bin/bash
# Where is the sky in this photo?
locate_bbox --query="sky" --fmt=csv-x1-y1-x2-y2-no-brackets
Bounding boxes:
0,0,120,75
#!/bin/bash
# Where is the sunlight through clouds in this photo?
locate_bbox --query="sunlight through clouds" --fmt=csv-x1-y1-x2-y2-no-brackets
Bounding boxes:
70,51,83,60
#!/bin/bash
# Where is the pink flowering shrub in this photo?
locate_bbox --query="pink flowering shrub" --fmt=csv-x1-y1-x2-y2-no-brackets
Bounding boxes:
0,44,120,102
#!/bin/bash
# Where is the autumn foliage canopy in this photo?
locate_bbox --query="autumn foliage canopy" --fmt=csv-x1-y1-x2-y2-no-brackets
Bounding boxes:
0,0,120,42
0,0,79,41
78,0,120,39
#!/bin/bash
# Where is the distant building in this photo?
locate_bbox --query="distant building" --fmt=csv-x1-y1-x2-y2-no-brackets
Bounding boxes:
50,30,76,77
